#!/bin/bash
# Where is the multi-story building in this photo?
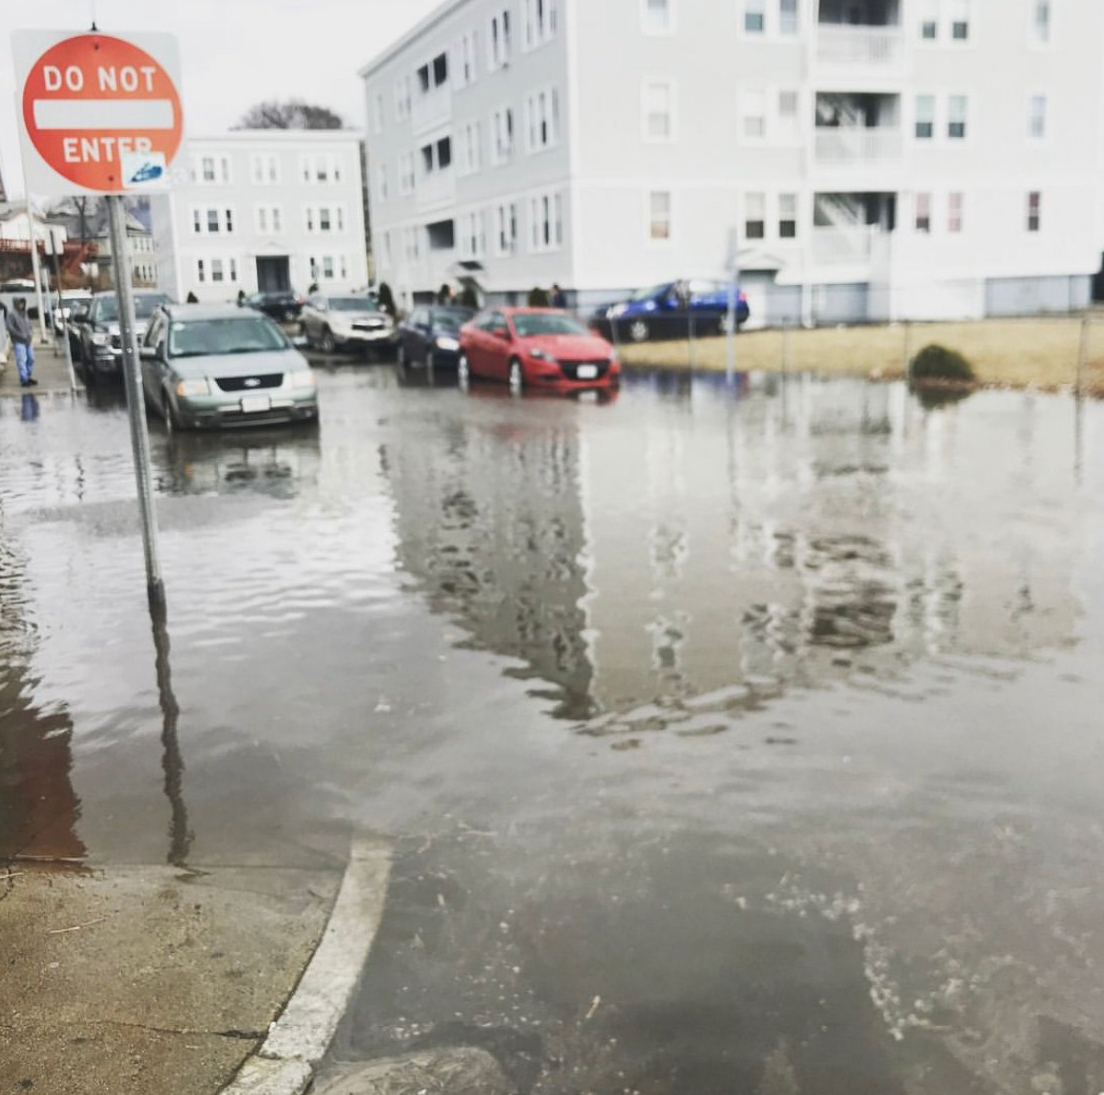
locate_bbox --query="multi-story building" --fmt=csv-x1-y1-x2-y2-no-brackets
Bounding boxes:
360,0,1104,323
150,130,369,304
45,197,157,288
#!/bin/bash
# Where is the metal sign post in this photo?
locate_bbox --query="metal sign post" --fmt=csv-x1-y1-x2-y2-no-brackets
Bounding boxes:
725,232,740,386
27,204,49,344
46,227,77,390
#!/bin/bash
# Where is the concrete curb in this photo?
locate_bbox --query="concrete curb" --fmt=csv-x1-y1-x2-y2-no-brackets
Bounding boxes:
220,837,392,1095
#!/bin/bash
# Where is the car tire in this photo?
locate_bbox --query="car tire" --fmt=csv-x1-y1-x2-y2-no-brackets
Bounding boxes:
162,386,182,431
629,319,649,343
320,327,335,355
457,352,470,388
508,358,524,395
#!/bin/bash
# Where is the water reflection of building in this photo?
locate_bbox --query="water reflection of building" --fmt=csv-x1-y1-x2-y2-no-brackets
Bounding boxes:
383,397,594,719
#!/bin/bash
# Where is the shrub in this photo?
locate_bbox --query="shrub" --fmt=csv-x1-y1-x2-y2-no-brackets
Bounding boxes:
528,286,550,307
910,343,975,384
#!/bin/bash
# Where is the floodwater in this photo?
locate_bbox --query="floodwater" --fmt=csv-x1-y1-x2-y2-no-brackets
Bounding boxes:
2,367,1103,1093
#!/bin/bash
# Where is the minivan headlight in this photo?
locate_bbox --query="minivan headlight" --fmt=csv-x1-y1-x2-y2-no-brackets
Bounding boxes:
291,369,316,389
176,378,210,397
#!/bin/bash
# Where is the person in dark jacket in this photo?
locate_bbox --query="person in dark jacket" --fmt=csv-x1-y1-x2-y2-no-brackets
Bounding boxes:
6,298,36,387
550,283,567,309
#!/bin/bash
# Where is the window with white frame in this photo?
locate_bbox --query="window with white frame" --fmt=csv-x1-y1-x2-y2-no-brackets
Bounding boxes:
489,9,512,68
777,90,799,139
915,192,932,232
1028,94,1046,138
404,226,422,260
420,137,453,174
525,87,560,151
322,256,335,280
250,154,280,184
192,209,202,234
779,0,798,35
949,0,969,39
196,259,205,282
462,210,487,258
1033,0,1050,43
642,0,672,34
198,207,234,234
643,81,674,141
740,89,767,140
340,256,347,279
211,258,225,283
919,0,938,38
382,231,393,266
649,190,671,240
456,30,479,87
377,165,388,202
460,120,482,174
744,0,765,34
372,93,385,133
492,107,515,162
529,190,564,251
395,75,412,120
948,191,963,232
201,155,216,182
495,201,519,254
1027,190,1041,231
779,192,797,238
948,95,967,139
915,94,935,139
319,207,332,232
522,0,558,49
417,52,449,93
399,152,416,193
301,153,343,183
744,192,765,239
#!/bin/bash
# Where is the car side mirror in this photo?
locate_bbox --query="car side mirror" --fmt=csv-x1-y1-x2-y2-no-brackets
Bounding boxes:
496,328,511,341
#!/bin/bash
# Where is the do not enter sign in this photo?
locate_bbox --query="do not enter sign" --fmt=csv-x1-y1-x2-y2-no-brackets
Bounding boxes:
14,30,183,196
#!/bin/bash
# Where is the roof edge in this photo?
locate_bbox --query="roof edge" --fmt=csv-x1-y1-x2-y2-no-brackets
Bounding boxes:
358,0,470,80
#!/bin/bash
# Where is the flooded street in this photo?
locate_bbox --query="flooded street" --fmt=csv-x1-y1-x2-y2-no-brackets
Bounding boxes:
2,367,1103,1093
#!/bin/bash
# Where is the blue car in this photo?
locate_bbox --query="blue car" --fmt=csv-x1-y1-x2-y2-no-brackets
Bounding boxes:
591,278,749,342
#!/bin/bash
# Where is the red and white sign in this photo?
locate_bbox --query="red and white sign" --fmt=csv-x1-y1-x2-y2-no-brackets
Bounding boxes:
13,30,183,196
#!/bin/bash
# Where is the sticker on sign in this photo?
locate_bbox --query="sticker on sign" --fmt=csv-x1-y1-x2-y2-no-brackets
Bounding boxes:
13,30,183,196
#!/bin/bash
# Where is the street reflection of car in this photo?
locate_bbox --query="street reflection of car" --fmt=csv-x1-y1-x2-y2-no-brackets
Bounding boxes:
590,279,749,342
140,303,318,429
458,307,620,393
244,290,303,322
300,291,396,358
397,304,476,370
73,289,172,380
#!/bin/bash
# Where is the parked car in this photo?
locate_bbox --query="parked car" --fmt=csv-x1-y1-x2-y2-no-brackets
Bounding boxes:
139,304,318,429
591,279,749,342
72,289,173,380
458,308,621,393
300,291,396,357
397,304,476,370
244,290,303,323
54,289,93,333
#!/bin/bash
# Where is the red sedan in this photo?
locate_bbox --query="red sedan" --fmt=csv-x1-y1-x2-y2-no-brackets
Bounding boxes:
458,307,621,392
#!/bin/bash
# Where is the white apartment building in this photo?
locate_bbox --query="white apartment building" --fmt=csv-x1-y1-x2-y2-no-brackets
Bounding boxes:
150,131,369,304
361,0,1104,323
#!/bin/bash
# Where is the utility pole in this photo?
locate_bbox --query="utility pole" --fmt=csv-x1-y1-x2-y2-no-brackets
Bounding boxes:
27,201,49,344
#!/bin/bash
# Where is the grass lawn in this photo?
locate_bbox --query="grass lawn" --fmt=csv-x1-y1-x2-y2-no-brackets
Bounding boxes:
615,316,1104,397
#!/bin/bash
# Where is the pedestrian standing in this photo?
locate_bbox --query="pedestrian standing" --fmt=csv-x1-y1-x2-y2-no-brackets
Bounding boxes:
7,298,37,387
550,283,567,309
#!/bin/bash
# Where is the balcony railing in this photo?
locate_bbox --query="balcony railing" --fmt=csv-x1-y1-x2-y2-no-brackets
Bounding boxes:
810,225,879,267
816,25,903,65
814,126,902,164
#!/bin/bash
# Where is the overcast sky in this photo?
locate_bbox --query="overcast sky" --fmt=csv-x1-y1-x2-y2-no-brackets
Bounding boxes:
1,0,441,199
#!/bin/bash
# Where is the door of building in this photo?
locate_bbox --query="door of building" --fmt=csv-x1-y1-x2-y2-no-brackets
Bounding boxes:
256,256,290,292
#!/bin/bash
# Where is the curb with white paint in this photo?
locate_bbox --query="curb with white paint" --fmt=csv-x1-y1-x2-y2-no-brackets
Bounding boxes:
220,837,392,1095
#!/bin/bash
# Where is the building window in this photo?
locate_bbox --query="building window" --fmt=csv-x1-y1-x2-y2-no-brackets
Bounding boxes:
779,192,797,238
433,52,448,87
462,210,487,258
915,192,931,232
1028,94,1046,138
399,152,415,194
744,0,765,33
207,209,220,233
382,231,392,266
1027,191,1041,232
919,0,938,38
336,207,344,231
437,136,452,169
201,156,215,182
224,209,233,233
372,93,385,133
340,256,347,279
492,107,515,161
457,30,479,87
220,157,231,183
649,190,671,240
211,258,224,283
229,258,238,282
744,192,765,239
306,207,315,232
489,9,512,68
460,121,482,174
948,95,967,139
272,207,282,232
948,191,963,233
395,75,412,120
495,201,519,254
779,0,798,35
250,154,279,184
320,207,332,232
643,81,674,141
523,0,558,50
778,90,799,138
529,190,564,251
323,256,334,279
1033,0,1050,43
915,94,935,139
740,90,766,140
196,259,205,283
192,209,201,234
642,0,672,34
420,138,453,174
950,0,969,39
257,206,268,233
377,165,388,202
525,87,561,151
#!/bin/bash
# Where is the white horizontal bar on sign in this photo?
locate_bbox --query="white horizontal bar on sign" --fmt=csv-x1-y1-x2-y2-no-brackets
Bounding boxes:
32,98,175,130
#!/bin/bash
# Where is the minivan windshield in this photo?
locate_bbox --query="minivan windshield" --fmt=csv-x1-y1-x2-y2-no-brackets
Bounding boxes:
512,313,590,337
329,296,379,312
169,316,290,358
95,294,171,323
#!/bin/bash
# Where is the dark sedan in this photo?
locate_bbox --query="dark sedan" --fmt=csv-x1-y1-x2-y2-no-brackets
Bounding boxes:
244,290,303,323
590,279,749,342
397,304,476,370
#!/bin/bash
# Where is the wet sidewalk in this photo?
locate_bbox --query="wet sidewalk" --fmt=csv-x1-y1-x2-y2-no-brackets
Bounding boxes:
1,860,342,1095
0,337,79,396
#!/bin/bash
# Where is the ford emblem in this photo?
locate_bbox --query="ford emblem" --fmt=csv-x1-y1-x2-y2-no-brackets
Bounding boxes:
244,378,261,387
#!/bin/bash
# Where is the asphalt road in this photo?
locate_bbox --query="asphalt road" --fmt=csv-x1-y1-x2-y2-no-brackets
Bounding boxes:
2,362,1103,1094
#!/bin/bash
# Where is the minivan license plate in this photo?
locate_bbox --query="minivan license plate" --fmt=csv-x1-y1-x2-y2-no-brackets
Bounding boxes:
241,395,270,413
576,364,598,379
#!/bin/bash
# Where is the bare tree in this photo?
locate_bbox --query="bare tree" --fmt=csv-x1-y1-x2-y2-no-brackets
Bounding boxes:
235,99,344,130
